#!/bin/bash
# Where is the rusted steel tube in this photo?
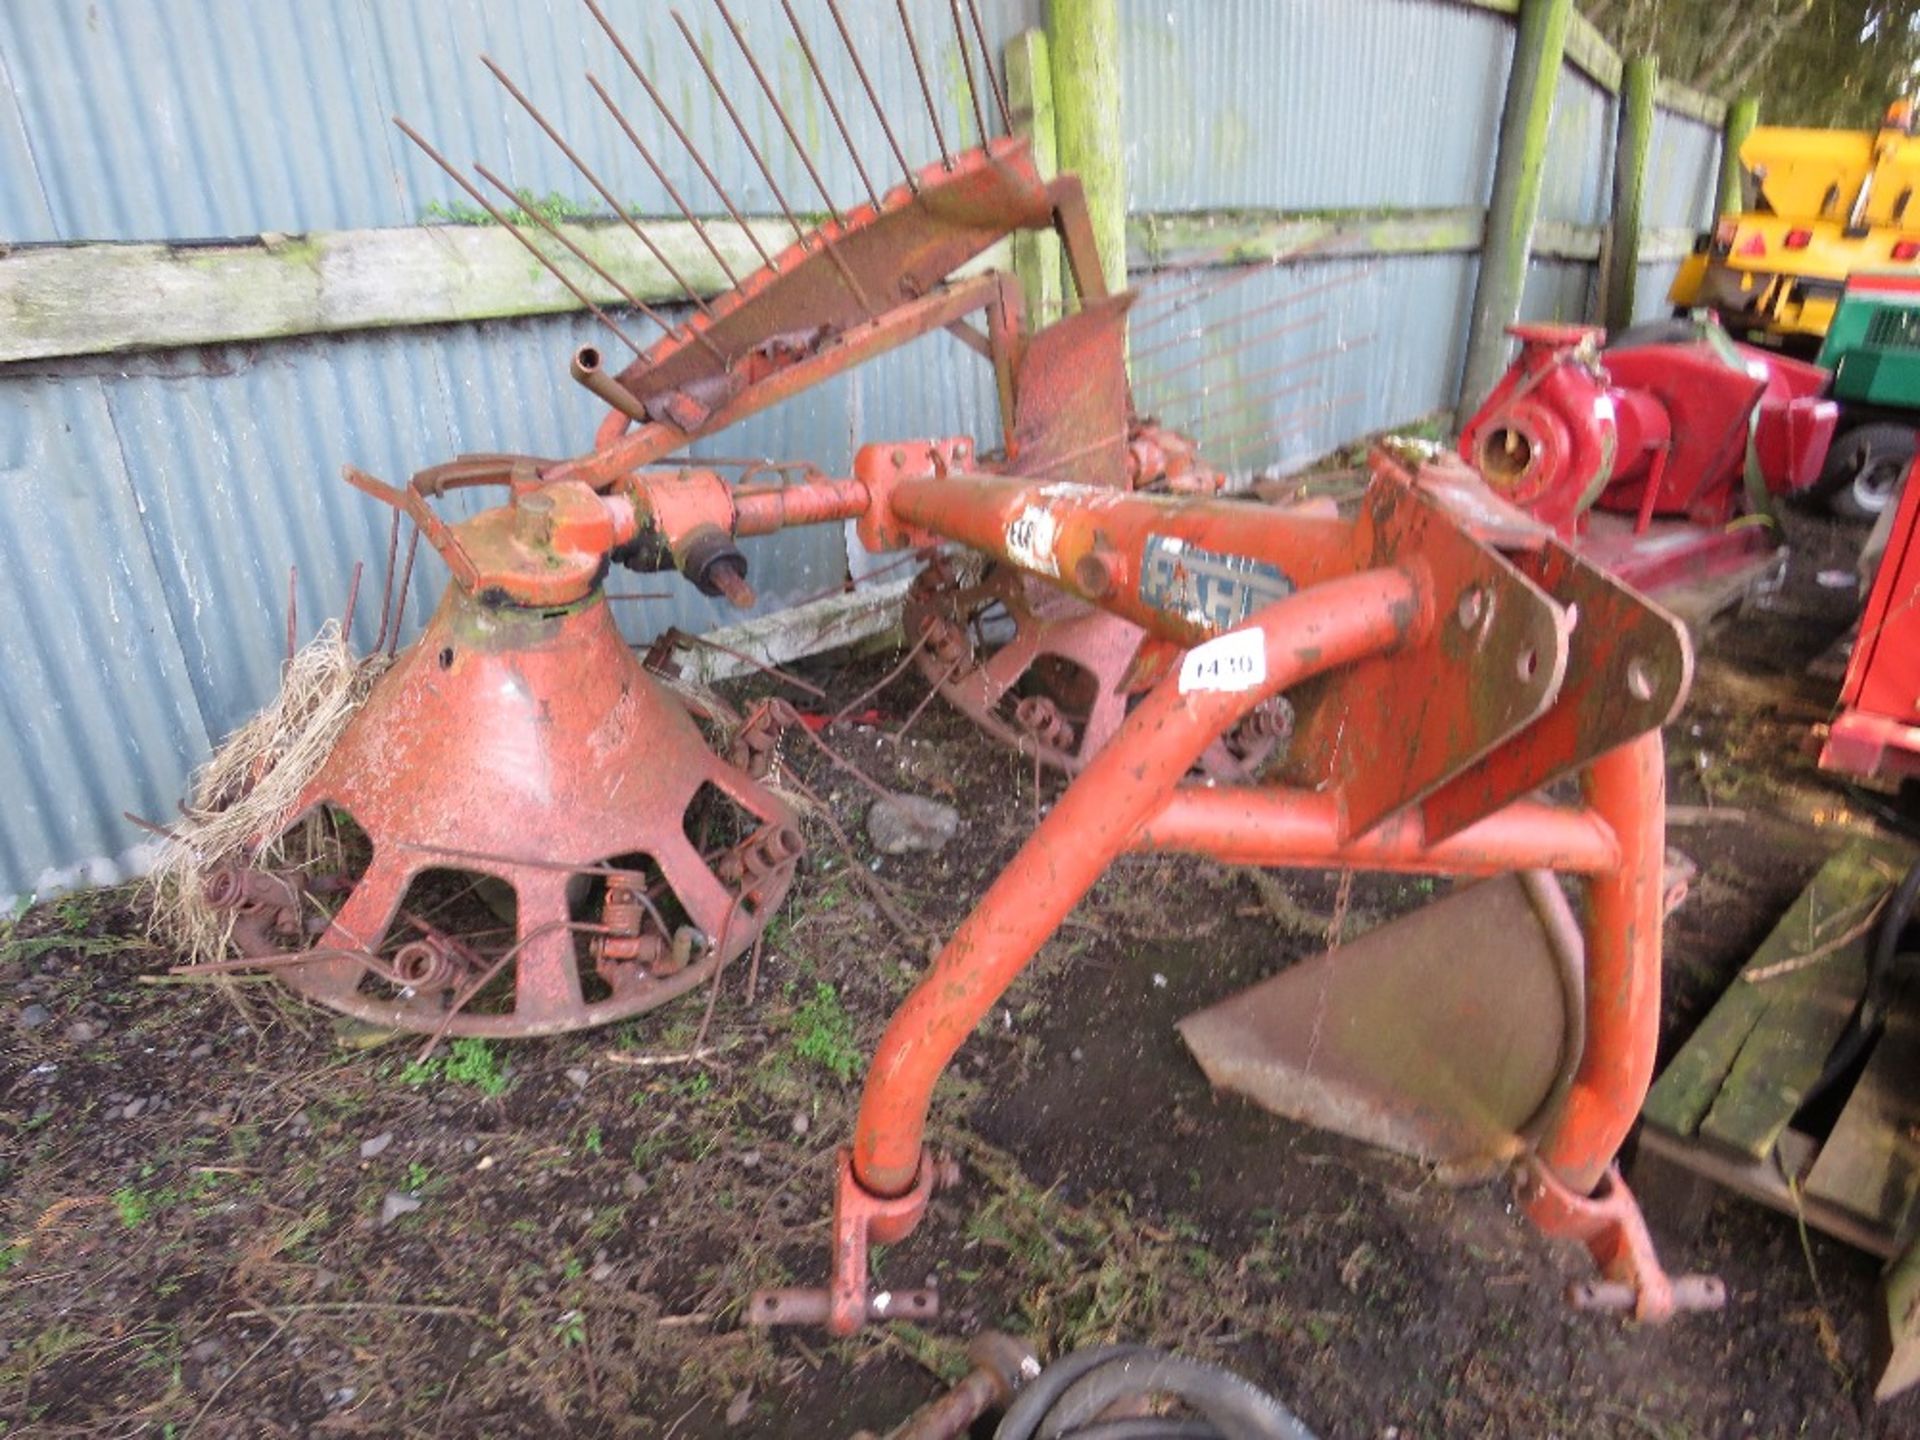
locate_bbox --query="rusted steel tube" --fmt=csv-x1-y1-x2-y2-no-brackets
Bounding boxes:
572,347,650,427
889,472,1356,642
1532,732,1667,1195
1132,789,1621,876
733,478,871,535
851,570,1425,1197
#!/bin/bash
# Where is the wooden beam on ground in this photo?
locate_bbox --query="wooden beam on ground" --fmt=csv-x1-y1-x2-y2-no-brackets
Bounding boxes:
678,578,912,686
1642,837,1912,1151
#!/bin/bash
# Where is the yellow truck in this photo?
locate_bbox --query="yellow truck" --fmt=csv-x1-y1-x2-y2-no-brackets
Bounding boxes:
1671,101,1920,348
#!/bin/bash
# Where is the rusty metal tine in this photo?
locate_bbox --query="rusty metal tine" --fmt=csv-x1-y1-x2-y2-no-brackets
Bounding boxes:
389,526,421,656
1132,266,1373,362
395,119,649,355
373,505,400,654
582,0,776,271
826,0,916,189
1202,390,1364,458
712,0,843,227
896,0,952,170
1133,311,1324,379
286,564,298,662
1128,264,1263,324
1133,260,1374,341
671,10,808,245
341,560,364,642
1145,337,1375,412
949,0,989,145
964,0,1014,134
472,160,703,354
1169,376,1319,429
779,0,880,209
480,55,722,328
585,73,739,287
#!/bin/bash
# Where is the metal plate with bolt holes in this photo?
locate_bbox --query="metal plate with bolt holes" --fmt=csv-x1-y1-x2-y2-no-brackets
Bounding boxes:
1421,539,1693,842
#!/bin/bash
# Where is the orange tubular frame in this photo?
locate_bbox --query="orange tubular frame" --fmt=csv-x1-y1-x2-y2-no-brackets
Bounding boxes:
607,444,1705,1332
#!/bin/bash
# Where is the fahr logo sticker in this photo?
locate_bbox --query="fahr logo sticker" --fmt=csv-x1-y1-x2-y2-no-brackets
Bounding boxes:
1139,533,1293,631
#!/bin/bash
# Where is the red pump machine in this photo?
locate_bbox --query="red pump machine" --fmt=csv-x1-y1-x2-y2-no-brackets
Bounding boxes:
1460,321,1839,594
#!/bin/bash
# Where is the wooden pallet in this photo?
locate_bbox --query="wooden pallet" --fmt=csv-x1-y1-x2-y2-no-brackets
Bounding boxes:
1636,835,1920,1395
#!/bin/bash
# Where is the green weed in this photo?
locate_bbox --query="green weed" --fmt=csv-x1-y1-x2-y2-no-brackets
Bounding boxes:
790,982,861,1082
553,1310,587,1347
422,189,605,228
401,1037,510,1096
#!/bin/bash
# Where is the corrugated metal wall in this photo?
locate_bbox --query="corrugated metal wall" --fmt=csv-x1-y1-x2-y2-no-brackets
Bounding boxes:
0,0,1025,903
1119,0,1513,213
1119,0,1509,462
0,0,1728,903
1636,106,1724,319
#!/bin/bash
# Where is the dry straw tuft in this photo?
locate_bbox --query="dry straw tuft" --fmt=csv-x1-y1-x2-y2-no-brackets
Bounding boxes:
149,622,391,963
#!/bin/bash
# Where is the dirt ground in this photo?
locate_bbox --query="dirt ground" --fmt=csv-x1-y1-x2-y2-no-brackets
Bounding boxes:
4,504,1918,1439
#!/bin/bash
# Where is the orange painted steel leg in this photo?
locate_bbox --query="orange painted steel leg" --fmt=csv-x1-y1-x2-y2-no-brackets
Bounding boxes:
1514,732,1721,1320
1539,732,1665,1192
852,570,1423,1201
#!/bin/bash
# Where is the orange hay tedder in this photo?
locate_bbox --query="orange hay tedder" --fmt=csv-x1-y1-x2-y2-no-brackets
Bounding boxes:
167,0,1724,1341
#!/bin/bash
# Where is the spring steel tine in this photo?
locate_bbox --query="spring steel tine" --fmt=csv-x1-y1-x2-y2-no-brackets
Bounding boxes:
671,10,808,246
1130,261,1272,320
1134,310,1325,380
1176,376,1320,429
341,560,364,641
480,55,724,330
394,119,649,355
712,0,843,227
373,505,400,654
948,0,990,145
470,161,708,357
825,0,916,189
1203,390,1365,458
1142,315,1369,389
1146,336,1376,413
582,0,776,271
680,7,876,318
585,74,739,288
779,0,880,209
1132,266,1375,362
1133,260,1376,342
963,0,1014,134
896,0,953,170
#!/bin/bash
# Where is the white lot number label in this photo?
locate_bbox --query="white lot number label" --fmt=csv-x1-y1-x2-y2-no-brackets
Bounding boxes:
1178,628,1266,694
1004,504,1061,576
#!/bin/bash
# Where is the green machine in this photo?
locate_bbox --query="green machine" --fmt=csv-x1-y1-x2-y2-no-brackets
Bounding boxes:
1813,273,1920,518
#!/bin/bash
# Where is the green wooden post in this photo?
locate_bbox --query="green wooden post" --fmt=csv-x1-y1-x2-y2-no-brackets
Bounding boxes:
1047,0,1125,303
1006,28,1062,323
1716,95,1760,218
1604,56,1658,334
1459,0,1575,417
